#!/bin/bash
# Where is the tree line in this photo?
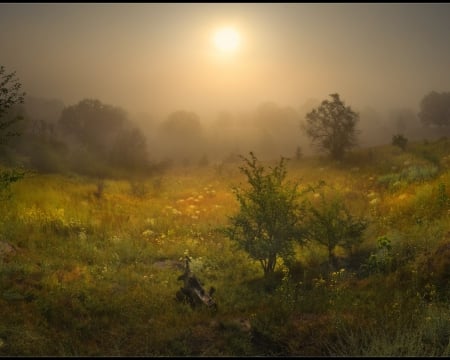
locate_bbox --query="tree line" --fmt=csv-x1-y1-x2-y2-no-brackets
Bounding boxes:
1,65,450,178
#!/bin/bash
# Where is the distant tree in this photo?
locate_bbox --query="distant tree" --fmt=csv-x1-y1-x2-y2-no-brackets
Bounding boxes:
418,91,450,127
392,134,408,151
0,65,26,146
161,110,203,139
305,192,367,270
302,93,360,161
109,127,148,172
58,99,126,154
58,99,150,177
159,110,205,162
224,152,307,278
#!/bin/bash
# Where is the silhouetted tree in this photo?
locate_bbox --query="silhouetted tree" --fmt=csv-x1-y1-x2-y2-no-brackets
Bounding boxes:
58,99,126,154
302,93,359,161
58,99,149,177
418,91,450,127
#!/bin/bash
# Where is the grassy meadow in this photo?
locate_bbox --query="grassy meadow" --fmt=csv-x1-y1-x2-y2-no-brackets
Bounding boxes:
0,138,449,356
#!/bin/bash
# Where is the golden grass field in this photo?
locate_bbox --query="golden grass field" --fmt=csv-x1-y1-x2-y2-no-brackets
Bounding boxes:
0,139,449,356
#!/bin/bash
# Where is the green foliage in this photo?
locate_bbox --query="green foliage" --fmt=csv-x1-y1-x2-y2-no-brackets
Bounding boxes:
303,93,359,161
392,134,408,151
360,236,394,276
377,164,439,188
304,191,367,269
0,65,26,201
0,65,26,147
0,168,25,200
224,152,307,277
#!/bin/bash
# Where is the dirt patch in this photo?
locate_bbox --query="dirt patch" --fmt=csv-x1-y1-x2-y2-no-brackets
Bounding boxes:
153,259,184,270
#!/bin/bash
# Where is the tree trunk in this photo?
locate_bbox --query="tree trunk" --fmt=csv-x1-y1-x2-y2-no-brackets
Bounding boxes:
263,254,277,277
328,245,336,271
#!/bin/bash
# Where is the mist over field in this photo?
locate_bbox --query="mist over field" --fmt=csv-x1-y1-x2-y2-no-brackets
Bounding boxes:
0,3,449,357
1,3,450,165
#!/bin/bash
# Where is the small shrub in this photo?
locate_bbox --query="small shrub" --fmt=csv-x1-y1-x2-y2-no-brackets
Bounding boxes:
360,236,393,276
304,191,367,270
392,134,408,151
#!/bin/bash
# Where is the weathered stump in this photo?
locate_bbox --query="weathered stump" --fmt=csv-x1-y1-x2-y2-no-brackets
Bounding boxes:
176,256,217,311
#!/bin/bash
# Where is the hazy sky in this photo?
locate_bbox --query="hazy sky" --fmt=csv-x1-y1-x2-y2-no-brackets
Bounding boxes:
1,3,450,119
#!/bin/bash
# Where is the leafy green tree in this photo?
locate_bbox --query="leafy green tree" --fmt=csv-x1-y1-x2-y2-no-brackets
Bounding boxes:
305,191,367,270
224,152,307,277
392,134,408,151
302,93,360,161
0,65,26,146
0,65,26,197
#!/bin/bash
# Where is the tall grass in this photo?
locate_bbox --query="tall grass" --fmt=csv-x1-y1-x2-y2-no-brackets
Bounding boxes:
0,139,448,355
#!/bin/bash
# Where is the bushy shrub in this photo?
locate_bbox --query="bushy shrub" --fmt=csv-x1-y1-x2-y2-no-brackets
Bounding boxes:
360,236,394,276
304,191,367,270
392,134,408,151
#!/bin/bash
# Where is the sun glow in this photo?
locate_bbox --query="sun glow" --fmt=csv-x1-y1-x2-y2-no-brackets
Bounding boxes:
213,27,240,53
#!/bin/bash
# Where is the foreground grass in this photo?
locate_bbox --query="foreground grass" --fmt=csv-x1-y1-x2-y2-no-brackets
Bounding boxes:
0,139,449,355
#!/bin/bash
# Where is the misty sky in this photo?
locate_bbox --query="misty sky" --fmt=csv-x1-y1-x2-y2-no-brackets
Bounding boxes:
1,3,450,119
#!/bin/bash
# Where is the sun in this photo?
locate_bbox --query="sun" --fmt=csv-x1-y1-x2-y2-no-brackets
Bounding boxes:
213,27,240,53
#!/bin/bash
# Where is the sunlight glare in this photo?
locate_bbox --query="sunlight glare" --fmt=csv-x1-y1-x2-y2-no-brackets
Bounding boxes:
213,27,240,53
